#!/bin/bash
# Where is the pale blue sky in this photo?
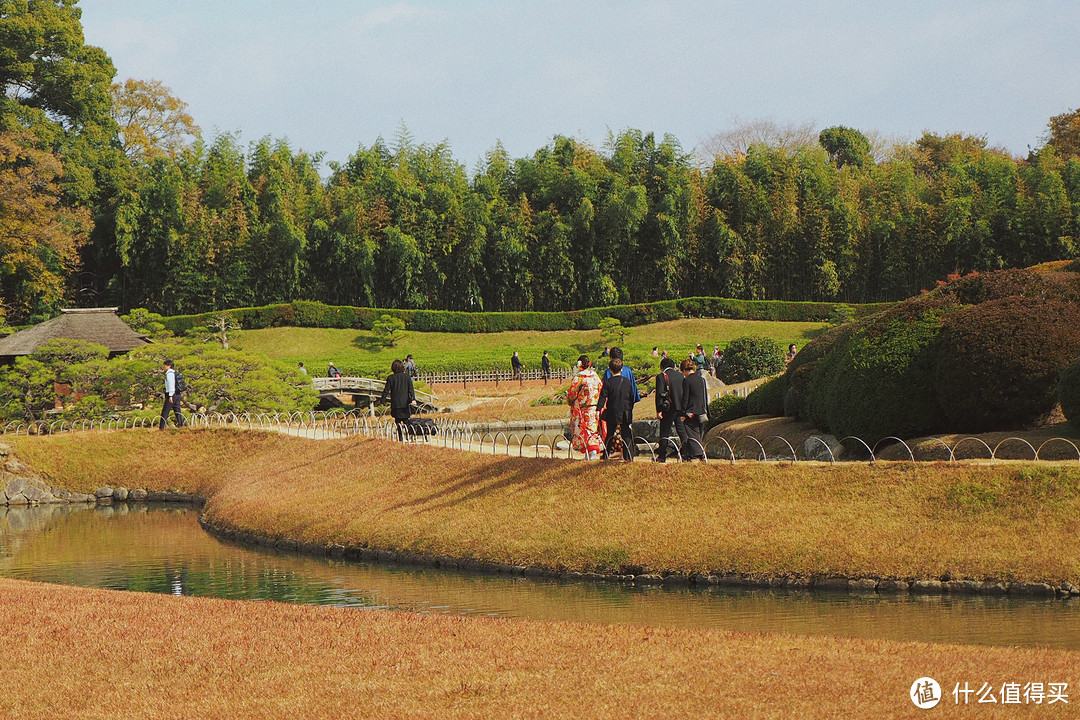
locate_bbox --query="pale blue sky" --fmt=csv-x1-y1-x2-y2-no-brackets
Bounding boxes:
79,0,1080,169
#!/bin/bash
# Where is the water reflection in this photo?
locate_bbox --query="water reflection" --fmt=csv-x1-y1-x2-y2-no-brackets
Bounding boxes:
1,503,1077,649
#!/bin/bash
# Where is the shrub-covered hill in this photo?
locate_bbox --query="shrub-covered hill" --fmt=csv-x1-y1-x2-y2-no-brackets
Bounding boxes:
774,268,1080,441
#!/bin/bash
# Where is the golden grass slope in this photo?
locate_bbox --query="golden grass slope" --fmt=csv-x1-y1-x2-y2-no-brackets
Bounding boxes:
0,577,1075,719
11,429,1080,585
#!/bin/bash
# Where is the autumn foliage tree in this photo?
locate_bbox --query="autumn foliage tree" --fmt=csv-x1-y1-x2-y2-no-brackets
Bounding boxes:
109,78,201,162
0,131,91,321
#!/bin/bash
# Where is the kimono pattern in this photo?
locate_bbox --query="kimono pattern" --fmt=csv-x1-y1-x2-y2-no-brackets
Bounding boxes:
566,368,603,454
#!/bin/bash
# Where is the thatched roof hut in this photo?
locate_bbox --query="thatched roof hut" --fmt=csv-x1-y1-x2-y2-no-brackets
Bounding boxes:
0,308,149,363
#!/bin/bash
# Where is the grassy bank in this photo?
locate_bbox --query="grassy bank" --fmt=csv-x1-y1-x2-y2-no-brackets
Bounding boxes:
234,317,827,376
1,577,1074,719
11,429,1080,585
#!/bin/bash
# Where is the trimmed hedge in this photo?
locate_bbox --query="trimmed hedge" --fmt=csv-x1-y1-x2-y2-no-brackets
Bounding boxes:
745,376,785,416
159,297,889,336
706,395,748,431
1059,356,1080,428
781,268,1080,440
932,297,1080,431
793,296,957,440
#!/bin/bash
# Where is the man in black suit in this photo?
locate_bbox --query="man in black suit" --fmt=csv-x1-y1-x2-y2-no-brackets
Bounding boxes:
378,359,417,440
655,356,686,461
598,357,636,460
680,359,709,461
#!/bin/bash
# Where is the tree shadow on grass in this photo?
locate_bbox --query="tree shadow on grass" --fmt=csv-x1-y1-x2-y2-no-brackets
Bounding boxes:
387,454,580,514
353,332,390,352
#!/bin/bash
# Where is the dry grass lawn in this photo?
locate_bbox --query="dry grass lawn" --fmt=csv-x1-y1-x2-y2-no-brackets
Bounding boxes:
11,429,1080,585
0,577,1075,719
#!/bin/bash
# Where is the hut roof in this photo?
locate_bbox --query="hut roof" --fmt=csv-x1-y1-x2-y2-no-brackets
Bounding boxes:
0,308,150,358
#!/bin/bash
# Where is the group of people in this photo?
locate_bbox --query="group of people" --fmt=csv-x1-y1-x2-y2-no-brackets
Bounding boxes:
511,350,554,380
564,347,709,462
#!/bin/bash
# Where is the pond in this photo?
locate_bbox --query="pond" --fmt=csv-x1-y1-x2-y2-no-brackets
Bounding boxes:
1,502,1077,650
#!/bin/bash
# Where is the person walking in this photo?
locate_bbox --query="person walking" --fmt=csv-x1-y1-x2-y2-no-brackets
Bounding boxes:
511,351,524,379
680,359,709,461
598,357,636,460
693,345,708,378
158,359,185,430
378,359,417,441
404,354,417,378
711,347,723,378
541,350,551,381
601,347,641,404
328,361,342,378
655,356,687,462
297,362,307,375
566,355,603,460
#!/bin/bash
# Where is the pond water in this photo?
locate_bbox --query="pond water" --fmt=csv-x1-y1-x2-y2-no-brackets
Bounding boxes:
1,502,1077,650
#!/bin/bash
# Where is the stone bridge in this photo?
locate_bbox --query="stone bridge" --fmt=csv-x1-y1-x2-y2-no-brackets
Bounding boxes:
311,376,438,413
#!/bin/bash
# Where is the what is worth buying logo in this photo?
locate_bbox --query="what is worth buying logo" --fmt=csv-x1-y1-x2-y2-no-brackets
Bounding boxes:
911,678,942,709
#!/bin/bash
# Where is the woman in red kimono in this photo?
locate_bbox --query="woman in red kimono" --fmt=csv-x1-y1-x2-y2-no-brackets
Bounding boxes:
566,354,602,460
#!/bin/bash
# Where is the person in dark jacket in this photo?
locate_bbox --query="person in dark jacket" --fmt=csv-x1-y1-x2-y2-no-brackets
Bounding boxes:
378,359,417,440
541,350,551,380
655,356,686,461
597,357,636,460
680,359,709,461
511,351,524,379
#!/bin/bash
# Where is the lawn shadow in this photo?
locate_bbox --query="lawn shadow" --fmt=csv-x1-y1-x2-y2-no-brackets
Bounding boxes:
353,333,390,352
388,454,578,514
801,326,832,340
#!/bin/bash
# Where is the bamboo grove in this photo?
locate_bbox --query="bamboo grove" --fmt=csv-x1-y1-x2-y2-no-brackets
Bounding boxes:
1,2,1079,324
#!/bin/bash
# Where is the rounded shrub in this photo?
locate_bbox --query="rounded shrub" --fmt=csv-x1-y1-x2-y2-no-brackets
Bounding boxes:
719,336,785,384
933,297,1080,431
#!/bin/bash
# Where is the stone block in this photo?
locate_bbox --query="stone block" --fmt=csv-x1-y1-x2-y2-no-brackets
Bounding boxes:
94,487,114,499
130,489,148,501
944,580,981,594
849,578,878,592
803,434,843,462
878,579,909,593
5,476,26,499
113,487,129,501
1009,582,1056,597
910,580,944,594
22,485,49,503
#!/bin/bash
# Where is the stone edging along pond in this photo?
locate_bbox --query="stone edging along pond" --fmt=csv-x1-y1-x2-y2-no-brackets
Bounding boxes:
3,447,1078,601
196,518,1080,600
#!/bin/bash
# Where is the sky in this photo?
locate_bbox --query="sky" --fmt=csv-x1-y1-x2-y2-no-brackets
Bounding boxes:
79,0,1080,171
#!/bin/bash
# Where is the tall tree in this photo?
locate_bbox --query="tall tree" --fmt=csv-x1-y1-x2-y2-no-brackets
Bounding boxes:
109,78,201,162
0,130,91,321
1044,107,1080,159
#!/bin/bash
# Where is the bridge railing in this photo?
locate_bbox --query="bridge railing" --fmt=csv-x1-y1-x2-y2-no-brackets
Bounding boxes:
418,368,574,387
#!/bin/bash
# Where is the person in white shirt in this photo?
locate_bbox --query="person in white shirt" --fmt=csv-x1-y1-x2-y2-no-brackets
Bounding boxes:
158,359,185,429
